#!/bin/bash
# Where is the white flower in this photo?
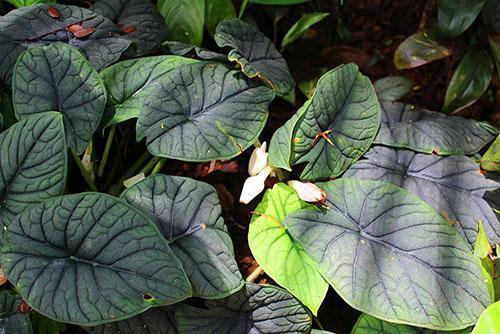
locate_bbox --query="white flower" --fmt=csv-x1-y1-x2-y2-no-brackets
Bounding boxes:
248,142,268,176
240,165,273,204
288,180,326,204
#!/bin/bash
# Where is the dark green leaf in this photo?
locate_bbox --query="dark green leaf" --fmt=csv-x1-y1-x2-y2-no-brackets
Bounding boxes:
249,183,327,315
437,0,486,39
270,63,380,180
91,0,167,56
443,49,493,114
157,0,205,46
284,178,491,330
346,146,500,248
249,0,310,4
0,290,32,334
100,55,199,128
352,313,470,334
374,76,415,101
375,101,497,155
4,0,54,8
394,31,452,70
31,312,66,334
121,175,243,299
0,113,67,226
13,43,106,154
137,62,274,161
0,90,16,131
165,41,228,61
215,18,294,95
482,0,500,34
205,0,236,36
481,135,500,172
1,192,191,325
175,283,312,333
281,12,330,51
488,35,500,75
85,307,177,334
0,4,131,84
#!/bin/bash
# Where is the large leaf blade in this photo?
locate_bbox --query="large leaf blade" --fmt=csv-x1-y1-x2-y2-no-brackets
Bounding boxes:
437,0,486,39
136,62,274,161
1,192,192,325
346,146,500,248
249,183,328,315
121,175,243,299
285,178,491,330
0,4,131,84
0,112,67,226
13,43,106,154
157,0,205,46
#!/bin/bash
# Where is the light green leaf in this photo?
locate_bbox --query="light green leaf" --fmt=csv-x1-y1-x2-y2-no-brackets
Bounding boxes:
215,18,294,95
249,183,328,315
285,178,491,330
100,56,199,128
281,12,329,51
137,62,274,161
474,221,495,302
443,49,494,114
0,290,32,334
481,136,500,172
471,301,500,334
4,0,54,8
374,76,415,101
437,0,486,39
1,192,192,326
277,63,380,180
121,175,243,299
0,113,67,227
205,0,236,36
12,43,106,154
158,0,205,46
394,31,452,70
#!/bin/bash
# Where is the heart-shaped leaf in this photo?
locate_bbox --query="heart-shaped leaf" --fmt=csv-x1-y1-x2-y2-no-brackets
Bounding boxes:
443,49,494,114
0,290,33,334
0,112,67,226
215,18,294,95
158,0,205,46
284,178,491,330
374,76,415,101
137,62,274,161
375,101,497,155
0,192,191,326
346,146,500,248
175,283,312,334
91,0,167,57
394,31,452,70
12,43,106,154
481,135,500,172
270,63,381,180
85,307,177,334
438,0,486,39
121,175,243,299
352,314,470,334
100,56,199,128
249,183,327,315
0,4,131,84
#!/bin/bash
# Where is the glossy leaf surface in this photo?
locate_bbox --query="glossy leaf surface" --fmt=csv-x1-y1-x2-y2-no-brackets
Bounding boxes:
471,301,500,334
281,12,329,51
13,43,106,154
437,0,486,39
394,31,452,70
1,192,191,325
0,4,131,84
158,0,205,46
137,62,274,161
249,183,327,314
481,135,500,172
215,18,294,95
121,175,243,299
375,101,497,155
0,113,67,226
175,283,312,333
285,178,491,330
205,0,236,36
374,76,415,101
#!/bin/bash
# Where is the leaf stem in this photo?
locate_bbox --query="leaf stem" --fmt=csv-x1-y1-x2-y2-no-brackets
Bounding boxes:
97,125,116,178
150,158,167,176
71,149,98,192
108,150,150,195
238,0,249,18
140,156,161,175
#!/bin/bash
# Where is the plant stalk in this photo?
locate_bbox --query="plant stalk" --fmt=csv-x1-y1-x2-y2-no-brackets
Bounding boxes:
150,158,167,176
97,125,116,178
71,149,98,192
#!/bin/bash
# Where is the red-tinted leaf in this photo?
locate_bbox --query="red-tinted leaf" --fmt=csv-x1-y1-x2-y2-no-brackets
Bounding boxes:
73,27,96,38
47,6,60,19
123,25,136,34
67,23,83,33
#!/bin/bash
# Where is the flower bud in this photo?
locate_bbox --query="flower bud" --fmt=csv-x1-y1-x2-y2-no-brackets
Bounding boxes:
248,142,268,176
287,180,326,204
240,165,273,204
